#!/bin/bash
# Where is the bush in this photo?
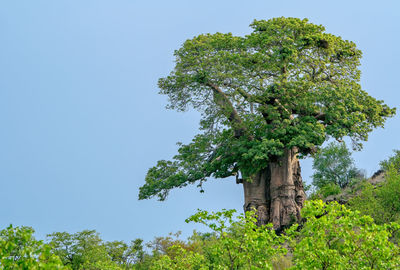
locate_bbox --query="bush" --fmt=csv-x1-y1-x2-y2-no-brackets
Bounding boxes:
307,182,342,200
319,183,342,197
183,209,288,270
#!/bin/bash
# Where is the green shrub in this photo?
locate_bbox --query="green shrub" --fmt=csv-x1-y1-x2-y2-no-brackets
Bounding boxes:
319,183,342,197
183,209,288,270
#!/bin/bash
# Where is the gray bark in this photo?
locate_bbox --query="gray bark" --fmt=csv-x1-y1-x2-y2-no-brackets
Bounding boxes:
242,148,306,230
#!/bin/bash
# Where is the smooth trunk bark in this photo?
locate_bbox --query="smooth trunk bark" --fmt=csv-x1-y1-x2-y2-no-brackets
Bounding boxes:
242,148,306,230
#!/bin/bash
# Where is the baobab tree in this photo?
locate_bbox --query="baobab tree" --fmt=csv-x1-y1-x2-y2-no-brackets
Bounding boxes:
139,17,395,229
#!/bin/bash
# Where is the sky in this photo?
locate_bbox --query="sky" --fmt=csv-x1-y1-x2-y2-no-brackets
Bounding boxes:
1,0,399,243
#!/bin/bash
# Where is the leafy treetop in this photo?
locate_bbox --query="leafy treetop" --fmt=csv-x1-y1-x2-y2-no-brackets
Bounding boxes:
312,142,361,189
0,225,66,269
139,17,395,201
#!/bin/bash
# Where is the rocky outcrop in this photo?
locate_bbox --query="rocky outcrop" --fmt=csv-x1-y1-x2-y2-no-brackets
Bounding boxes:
324,170,386,204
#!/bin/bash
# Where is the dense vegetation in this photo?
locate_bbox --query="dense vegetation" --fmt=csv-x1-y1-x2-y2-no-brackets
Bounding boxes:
3,146,400,269
348,150,400,227
2,199,400,269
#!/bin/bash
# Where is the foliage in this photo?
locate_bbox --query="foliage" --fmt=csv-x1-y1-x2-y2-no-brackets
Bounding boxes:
185,209,289,269
47,230,143,270
3,200,400,269
139,17,394,201
105,239,145,268
0,225,65,269
312,142,361,189
380,149,400,172
147,202,400,269
291,200,400,269
315,182,342,198
146,231,203,258
149,209,288,269
148,245,206,270
349,166,400,225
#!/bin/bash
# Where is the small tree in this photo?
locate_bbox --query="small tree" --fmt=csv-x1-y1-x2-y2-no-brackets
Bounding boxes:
312,142,360,189
380,149,400,172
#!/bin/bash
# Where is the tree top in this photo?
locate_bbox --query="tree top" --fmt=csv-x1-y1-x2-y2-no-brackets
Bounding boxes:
139,17,395,201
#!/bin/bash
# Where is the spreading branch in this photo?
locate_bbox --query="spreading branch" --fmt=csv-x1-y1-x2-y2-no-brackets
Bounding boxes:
206,82,246,138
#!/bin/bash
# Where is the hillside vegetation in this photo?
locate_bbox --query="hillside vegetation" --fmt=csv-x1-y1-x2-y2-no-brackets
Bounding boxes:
2,147,400,269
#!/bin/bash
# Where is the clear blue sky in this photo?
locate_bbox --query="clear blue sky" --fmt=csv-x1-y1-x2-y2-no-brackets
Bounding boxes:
1,0,399,243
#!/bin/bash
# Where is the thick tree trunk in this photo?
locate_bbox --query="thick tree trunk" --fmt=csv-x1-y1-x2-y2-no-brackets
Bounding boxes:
242,168,271,226
242,148,306,230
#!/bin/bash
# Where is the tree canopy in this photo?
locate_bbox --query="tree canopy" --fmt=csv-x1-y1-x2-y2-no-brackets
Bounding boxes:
0,225,66,269
139,17,395,201
312,142,361,189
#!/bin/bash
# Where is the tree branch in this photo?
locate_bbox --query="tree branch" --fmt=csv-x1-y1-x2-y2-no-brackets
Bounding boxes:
274,98,294,120
221,82,264,103
206,82,246,137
